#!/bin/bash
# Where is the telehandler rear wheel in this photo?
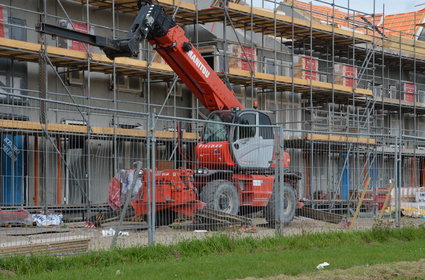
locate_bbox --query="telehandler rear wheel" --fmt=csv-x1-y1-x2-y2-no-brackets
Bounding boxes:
265,183,296,226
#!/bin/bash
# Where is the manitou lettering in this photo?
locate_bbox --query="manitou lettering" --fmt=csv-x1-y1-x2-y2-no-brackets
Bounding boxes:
187,50,211,78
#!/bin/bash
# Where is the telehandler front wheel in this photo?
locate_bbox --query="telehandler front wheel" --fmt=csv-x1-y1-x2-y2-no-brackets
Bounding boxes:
200,180,240,215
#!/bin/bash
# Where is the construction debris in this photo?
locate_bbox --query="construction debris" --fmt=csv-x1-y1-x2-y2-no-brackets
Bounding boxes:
194,208,252,230
296,207,345,224
5,228,70,236
101,228,129,237
387,187,425,218
0,210,33,226
0,236,90,256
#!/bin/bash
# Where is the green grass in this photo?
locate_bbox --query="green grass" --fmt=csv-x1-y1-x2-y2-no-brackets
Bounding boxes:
2,227,425,280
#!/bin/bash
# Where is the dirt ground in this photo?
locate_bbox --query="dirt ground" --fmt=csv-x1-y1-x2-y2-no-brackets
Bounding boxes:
239,259,425,280
1,216,424,252
91,216,425,250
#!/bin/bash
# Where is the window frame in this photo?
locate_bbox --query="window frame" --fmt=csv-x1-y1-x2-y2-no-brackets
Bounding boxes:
264,57,291,77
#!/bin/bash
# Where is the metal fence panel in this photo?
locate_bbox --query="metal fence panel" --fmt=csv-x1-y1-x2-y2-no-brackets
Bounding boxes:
2,107,425,254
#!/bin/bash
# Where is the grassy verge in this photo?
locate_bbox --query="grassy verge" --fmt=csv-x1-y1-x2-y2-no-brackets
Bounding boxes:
2,226,425,279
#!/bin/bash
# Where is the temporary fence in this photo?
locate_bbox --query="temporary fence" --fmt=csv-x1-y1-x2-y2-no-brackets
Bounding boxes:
2,0,425,254
0,106,423,254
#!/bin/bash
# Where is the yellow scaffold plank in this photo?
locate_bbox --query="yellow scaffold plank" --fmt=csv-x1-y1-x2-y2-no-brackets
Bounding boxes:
0,37,173,78
0,120,198,140
307,133,377,144
156,0,196,10
0,37,373,97
70,0,197,24
200,2,373,44
70,0,425,60
200,2,425,60
228,68,373,96
375,34,425,60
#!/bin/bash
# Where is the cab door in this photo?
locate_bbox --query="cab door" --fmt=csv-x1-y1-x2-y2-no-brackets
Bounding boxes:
257,113,274,168
231,112,274,169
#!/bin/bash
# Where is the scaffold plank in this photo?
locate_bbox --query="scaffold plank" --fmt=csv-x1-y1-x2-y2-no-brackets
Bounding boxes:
1,37,420,113
70,0,197,25
199,2,374,45
0,120,377,145
0,37,374,99
0,120,198,140
355,94,425,113
307,133,376,144
376,34,425,60
227,68,372,97
199,3,425,62
0,37,173,80
70,0,425,63
285,133,377,150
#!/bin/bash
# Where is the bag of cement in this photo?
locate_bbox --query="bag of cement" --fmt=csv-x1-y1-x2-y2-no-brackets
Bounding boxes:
32,214,63,226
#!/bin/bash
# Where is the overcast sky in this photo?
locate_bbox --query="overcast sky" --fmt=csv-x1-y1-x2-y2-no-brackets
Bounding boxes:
253,0,423,15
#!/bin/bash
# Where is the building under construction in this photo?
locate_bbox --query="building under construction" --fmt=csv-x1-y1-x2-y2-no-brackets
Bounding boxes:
0,0,424,215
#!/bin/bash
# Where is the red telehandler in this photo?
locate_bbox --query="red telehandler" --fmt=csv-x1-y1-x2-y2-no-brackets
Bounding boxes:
37,0,301,227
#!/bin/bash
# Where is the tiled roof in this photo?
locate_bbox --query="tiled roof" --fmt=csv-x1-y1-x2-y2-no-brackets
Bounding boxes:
381,9,425,37
284,0,425,38
285,0,351,28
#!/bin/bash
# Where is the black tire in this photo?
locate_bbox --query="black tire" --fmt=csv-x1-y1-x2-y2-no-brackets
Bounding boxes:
265,183,296,226
199,180,240,215
155,210,176,226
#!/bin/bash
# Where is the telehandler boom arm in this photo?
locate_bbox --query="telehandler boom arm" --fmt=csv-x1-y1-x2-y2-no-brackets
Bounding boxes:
37,2,242,111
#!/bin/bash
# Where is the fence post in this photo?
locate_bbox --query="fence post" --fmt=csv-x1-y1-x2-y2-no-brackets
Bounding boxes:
275,126,285,235
395,135,401,227
151,114,157,244
147,113,154,245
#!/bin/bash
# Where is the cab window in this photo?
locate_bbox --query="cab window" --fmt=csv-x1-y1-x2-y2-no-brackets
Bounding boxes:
203,112,231,142
259,113,273,139
238,113,256,139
